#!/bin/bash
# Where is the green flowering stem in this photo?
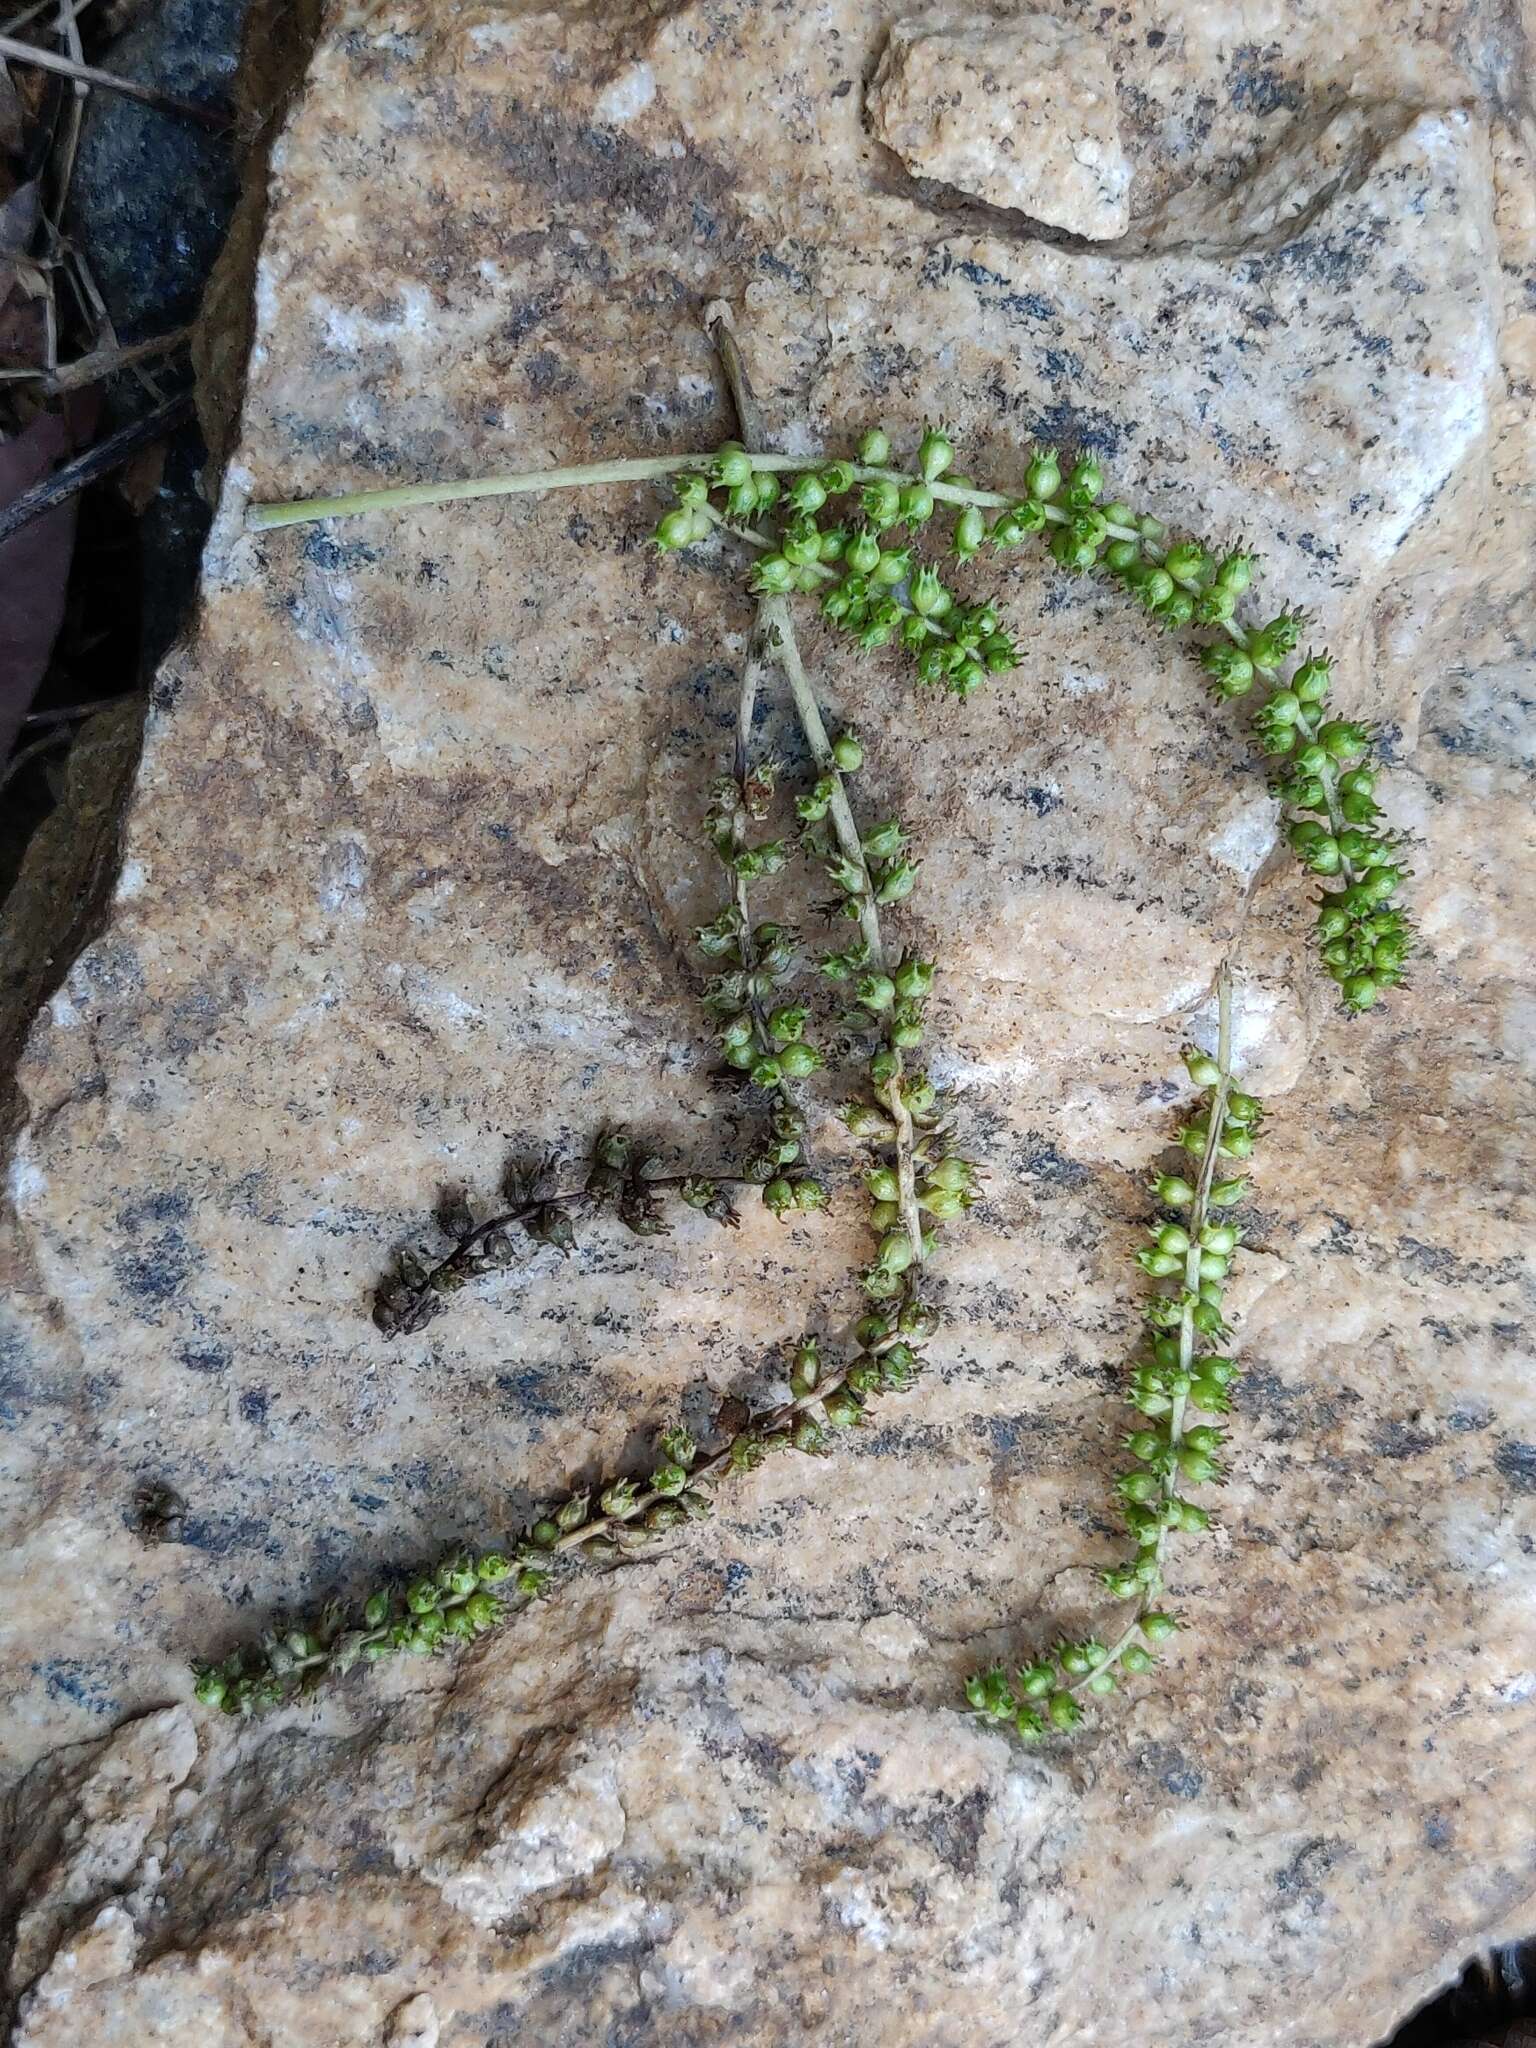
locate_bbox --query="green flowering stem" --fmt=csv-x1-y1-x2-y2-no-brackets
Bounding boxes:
194,1314,923,1714
247,450,1059,533
966,961,1259,1740
1072,961,1236,1696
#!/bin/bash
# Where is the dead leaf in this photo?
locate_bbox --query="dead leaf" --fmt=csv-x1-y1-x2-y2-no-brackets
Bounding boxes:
0,411,77,764
0,61,22,156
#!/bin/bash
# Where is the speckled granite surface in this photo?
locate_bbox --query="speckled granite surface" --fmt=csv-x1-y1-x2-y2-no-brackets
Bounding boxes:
1,2,1533,2040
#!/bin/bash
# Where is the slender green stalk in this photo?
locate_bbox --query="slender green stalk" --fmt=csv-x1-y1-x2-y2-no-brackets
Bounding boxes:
965,962,1262,1739
247,450,1134,535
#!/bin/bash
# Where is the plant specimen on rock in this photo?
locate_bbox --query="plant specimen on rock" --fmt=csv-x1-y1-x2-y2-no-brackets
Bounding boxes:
195,307,1412,1733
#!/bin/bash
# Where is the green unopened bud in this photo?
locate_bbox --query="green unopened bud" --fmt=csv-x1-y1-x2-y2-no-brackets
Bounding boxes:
1025,449,1061,500
1154,1174,1195,1207
715,441,753,488
778,1041,822,1078
897,479,933,524
855,972,897,1013
1184,1047,1222,1088
763,1177,795,1217
832,731,864,772
842,1101,897,1141
952,504,986,557
787,472,827,515
918,426,954,481
876,1231,916,1274
875,860,918,904
1141,1611,1180,1641
909,563,949,616
654,507,697,551
1048,1690,1081,1731
858,426,891,466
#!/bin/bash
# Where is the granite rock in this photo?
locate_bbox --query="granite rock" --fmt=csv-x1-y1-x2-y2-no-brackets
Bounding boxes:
0,1,1533,2043
867,11,1133,236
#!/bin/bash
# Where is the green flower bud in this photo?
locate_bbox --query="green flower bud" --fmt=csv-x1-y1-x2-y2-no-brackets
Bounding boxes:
918,426,954,480
1117,1469,1161,1504
654,507,696,550
862,478,902,527
823,1389,863,1429
763,1177,795,1217
714,442,753,488
876,1231,916,1274
909,563,949,617
1066,455,1103,504
1201,644,1255,696
843,1101,897,1141
845,528,881,576
1216,550,1255,593
1101,1567,1141,1600
793,1177,828,1211
1320,718,1369,763
858,426,891,466
462,1590,500,1631
875,860,918,903
788,473,827,515
193,1670,228,1709
364,1591,391,1627
1184,1047,1222,1088
777,1042,821,1079
855,972,897,1013
1025,449,1061,499
832,731,864,772
898,481,935,524
953,504,986,558
1195,583,1236,624
1137,1249,1182,1278
1154,1174,1195,1207
864,1166,901,1203
1293,655,1333,701
1048,1690,1081,1731
768,1004,808,1043
791,1414,828,1455
750,555,797,599
1164,538,1209,585
1121,1644,1154,1675
751,1054,784,1089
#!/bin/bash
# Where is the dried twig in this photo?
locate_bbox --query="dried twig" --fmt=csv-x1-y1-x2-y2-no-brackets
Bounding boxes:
0,30,229,129
0,324,191,390
0,388,191,546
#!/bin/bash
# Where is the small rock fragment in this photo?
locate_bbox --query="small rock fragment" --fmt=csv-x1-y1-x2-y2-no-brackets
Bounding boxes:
385,1993,439,2048
867,10,1131,236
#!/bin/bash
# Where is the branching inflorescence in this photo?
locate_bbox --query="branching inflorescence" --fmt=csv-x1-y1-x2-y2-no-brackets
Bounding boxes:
200,313,1407,1727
